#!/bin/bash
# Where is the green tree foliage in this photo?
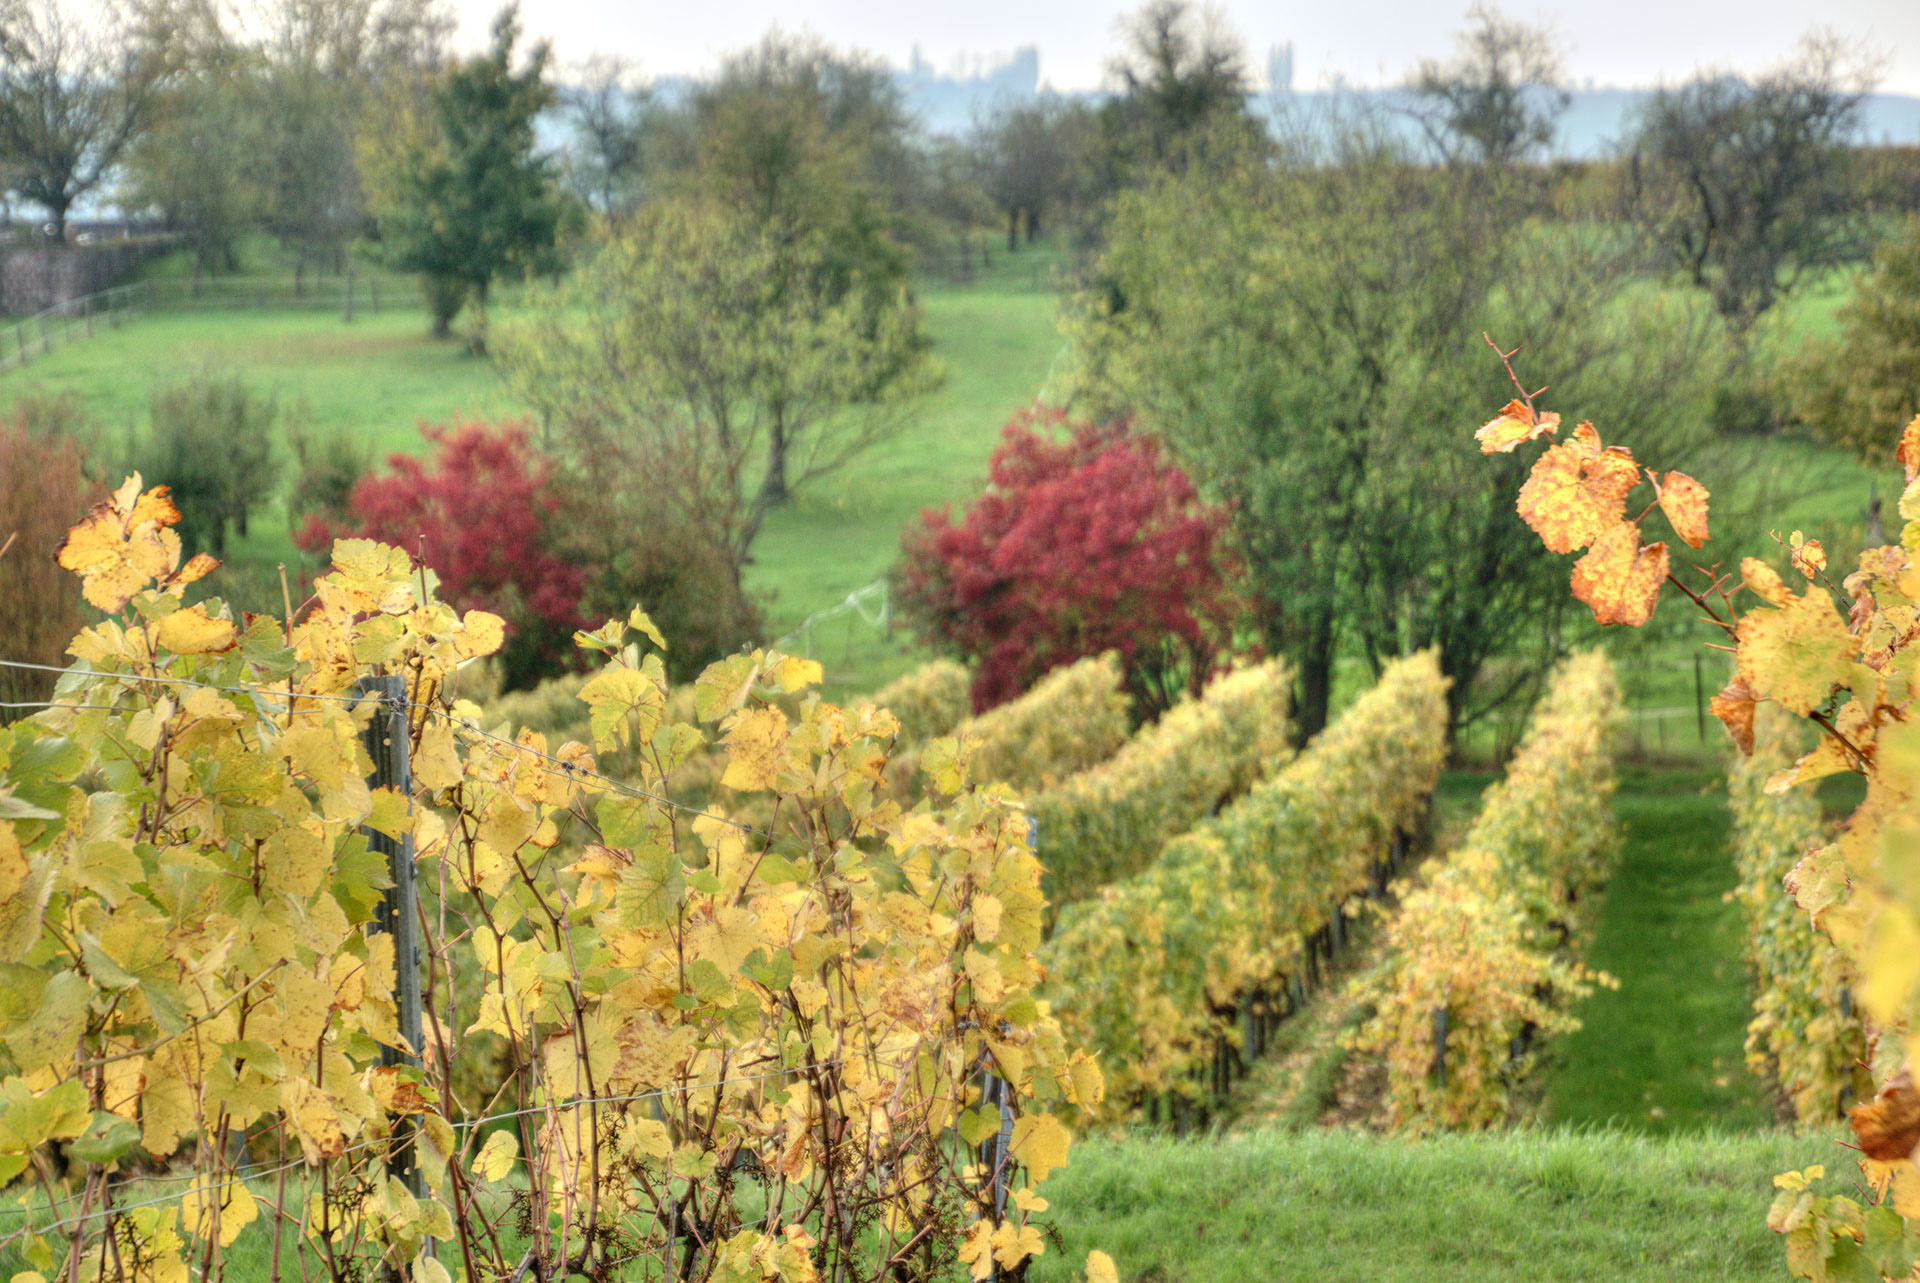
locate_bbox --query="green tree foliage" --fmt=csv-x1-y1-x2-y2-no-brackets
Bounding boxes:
1070,130,1714,738
973,97,1099,250
258,0,449,281
125,12,269,281
361,5,561,340
129,368,281,557
1625,35,1873,331
1788,216,1920,458
500,198,936,675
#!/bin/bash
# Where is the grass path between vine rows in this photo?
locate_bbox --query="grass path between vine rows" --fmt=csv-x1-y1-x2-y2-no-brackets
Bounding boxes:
1540,765,1779,1131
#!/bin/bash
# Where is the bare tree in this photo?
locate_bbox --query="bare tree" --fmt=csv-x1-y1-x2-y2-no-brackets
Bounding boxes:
1627,33,1877,330
562,56,649,219
0,0,168,238
1405,4,1568,167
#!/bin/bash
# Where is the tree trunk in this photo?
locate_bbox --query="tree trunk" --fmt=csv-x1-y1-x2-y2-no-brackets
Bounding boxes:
1008,208,1019,253
1026,207,1041,243
763,402,791,508
1293,611,1336,743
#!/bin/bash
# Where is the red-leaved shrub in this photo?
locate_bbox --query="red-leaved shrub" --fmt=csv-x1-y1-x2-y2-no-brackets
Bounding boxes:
0,423,91,716
295,419,585,689
896,408,1244,716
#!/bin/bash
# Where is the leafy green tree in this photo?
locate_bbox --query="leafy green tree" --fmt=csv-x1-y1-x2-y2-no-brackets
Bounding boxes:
500,197,937,665
1097,0,1264,185
1071,135,1718,738
974,97,1098,250
259,0,450,283
125,16,270,283
361,5,560,341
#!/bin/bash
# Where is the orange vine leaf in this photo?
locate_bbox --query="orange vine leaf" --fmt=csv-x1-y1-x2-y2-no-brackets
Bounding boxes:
1475,399,1560,454
1654,470,1711,549
1515,423,1642,555
1568,522,1667,627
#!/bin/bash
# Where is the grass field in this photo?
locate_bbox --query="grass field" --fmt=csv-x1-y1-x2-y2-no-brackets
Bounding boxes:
1542,766,1777,1132
1032,1126,1839,1282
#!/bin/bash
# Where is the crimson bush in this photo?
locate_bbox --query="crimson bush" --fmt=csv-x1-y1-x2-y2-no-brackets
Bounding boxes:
896,408,1243,716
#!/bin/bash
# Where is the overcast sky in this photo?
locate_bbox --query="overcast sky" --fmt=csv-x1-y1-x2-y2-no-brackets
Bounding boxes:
444,1,1920,96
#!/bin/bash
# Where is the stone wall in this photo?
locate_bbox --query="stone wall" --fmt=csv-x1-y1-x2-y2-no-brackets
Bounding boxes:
0,239,172,315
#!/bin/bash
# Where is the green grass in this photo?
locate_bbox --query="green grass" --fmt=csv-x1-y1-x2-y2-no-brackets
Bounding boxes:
1031,1125,1838,1282
1542,766,1777,1132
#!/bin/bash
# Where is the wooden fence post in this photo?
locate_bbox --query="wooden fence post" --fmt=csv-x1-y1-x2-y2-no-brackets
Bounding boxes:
357,675,427,1207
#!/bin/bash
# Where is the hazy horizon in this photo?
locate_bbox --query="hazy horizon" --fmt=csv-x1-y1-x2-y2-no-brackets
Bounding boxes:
444,1,1920,98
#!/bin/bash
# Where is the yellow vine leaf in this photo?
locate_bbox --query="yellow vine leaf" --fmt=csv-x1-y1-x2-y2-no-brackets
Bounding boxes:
0,825,24,902
472,1130,518,1182
579,665,665,751
1009,1112,1071,1183
413,717,462,793
991,1220,1045,1270
1515,424,1641,554
453,610,506,661
56,476,182,612
1086,1251,1120,1283
721,707,789,792
1735,587,1854,716
1568,522,1667,627
154,607,238,656
185,1176,257,1247
1788,531,1826,580
1474,398,1559,454
1655,471,1710,549
957,1220,994,1282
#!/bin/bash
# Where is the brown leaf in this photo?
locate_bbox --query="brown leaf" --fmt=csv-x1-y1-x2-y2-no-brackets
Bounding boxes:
1516,426,1642,554
1710,679,1759,756
1850,1065,1920,1162
1475,399,1560,454
1569,522,1668,627
1655,471,1710,549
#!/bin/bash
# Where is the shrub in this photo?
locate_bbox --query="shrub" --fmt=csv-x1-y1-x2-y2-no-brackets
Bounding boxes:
896,408,1241,717
132,367,282,555
1730,703,1865,1123
1031,657,1292,910
286,415,370,527
296,419,585,690
926,651,1132,795
1348,651,1623,1132
866,658,971,744
0,424,90,715
1041,651,1449,1112
1787,215,1920,458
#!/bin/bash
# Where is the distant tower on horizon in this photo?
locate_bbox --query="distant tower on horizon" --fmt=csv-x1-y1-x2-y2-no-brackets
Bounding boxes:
1267,42,1294,94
